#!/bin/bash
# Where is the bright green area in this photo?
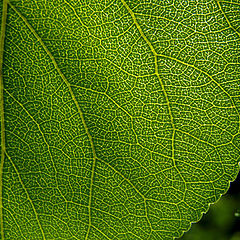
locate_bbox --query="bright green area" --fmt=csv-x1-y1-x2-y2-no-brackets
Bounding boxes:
0,0,240,239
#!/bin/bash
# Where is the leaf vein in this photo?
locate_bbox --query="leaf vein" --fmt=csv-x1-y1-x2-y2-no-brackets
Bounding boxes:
8,3,98,239
5,152,46,240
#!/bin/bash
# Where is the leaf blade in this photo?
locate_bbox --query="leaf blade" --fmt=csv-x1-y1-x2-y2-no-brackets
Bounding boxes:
1,0,240,239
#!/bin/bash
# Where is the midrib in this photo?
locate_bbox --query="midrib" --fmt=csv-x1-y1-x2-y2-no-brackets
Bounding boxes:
0,0,8,239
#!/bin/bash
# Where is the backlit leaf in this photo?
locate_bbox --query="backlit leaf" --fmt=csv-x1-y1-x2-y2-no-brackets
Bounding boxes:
0,0,239,239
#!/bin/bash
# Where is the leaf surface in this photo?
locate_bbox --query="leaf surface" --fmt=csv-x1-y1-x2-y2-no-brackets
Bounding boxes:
0,0,240,239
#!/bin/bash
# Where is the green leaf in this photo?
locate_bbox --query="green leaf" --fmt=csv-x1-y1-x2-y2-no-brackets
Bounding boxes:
0,0,239,239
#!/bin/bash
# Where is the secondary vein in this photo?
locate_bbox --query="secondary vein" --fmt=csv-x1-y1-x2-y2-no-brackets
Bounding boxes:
8,3,97,239
216,0,240,38
120,0,177,167
5,152,46,240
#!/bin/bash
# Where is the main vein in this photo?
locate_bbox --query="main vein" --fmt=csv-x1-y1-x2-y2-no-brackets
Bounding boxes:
9,3,97,240
0,1,8,239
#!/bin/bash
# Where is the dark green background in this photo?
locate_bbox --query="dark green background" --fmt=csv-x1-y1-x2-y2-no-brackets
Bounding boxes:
179,172,240,240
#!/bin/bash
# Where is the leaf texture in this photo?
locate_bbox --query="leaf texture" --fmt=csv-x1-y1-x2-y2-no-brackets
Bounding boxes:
0,0,240,239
